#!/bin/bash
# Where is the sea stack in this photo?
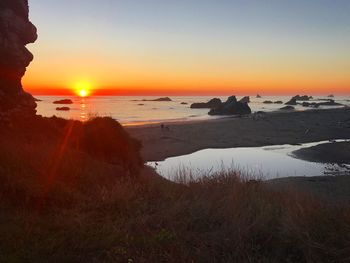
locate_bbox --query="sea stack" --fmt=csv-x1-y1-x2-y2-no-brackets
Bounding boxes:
0,0,37,120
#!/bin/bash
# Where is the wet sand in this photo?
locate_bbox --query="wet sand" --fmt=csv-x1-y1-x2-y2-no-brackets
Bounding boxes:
127,107,350,162
293,141,350,164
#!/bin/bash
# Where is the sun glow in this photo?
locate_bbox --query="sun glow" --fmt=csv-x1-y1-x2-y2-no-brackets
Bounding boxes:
74,81,92,97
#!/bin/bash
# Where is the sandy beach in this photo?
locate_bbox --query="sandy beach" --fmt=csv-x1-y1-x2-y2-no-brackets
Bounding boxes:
127,107,350,162
129,107,350,202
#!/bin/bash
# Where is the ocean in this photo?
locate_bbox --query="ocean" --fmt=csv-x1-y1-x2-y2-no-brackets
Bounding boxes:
35,95,350,125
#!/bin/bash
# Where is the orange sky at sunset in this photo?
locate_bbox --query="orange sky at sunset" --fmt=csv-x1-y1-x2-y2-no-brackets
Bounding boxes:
22,0,350,96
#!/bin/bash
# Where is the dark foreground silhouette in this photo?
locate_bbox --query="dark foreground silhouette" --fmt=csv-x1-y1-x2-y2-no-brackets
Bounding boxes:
1,116,350,262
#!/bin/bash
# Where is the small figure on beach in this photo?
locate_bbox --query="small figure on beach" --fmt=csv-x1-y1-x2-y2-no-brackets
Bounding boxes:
160,124,170,131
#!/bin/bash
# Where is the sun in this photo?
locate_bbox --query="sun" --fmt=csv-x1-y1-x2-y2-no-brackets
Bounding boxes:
79,89,88,97
74,81,91,97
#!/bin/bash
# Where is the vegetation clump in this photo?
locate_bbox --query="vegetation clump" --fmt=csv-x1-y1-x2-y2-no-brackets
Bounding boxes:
0,116,350,262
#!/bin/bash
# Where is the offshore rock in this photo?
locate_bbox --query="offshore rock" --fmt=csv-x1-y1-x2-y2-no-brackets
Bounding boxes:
0,0,37,119
53,99,73,105
190,98,222,109
208,96,251,116
239,96,250,104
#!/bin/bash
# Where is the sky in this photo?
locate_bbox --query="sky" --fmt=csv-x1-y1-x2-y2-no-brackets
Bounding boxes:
23,0,350,95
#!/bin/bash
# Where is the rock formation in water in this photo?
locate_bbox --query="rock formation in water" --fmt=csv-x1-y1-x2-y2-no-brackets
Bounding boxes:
190,98,222,109
56,107,70,111
53,99,73,105
208,96,252,116
239,96,250,104
280,106,295,111
0,0,37,119
285,98,297,105
263,100,273,104
142,97,172,102
293,95,312,101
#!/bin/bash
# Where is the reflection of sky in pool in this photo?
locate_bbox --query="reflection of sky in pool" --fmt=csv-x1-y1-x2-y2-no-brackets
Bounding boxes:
148,140,350,181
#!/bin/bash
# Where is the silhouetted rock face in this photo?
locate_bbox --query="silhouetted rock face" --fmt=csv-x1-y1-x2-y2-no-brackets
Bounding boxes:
293,95,312,101
209,96,252,116
0,0,37,117
190,98,222,109
56,107,70,111
239,96,250,104
143,97,172,102
285,98,297,105
280,106,295,111
53,99,73,105
263,100,273,104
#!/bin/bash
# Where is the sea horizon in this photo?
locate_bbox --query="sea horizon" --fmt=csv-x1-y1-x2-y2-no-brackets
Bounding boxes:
35,94,350,125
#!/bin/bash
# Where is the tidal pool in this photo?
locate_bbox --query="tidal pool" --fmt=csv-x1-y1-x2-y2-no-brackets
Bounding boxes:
147,140,350,181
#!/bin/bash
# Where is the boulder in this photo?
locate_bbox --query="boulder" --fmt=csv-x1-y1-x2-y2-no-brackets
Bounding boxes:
239,96,250,104
0,0,38,118
263,100,273,104
293,95,312,101
190,98,222,109
317,99,342,106
143,97,172,102
285,98,297,105
56,107,70,111
280,106,295,111
274,101,283,104
53,99,73,105
301,102,318,108
180,102,188,105
208,96,251,116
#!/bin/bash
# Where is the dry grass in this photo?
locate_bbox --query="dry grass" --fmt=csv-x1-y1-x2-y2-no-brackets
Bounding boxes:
0,116,350,262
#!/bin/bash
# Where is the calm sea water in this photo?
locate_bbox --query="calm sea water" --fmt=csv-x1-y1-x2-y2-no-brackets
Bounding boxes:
35,95,350,125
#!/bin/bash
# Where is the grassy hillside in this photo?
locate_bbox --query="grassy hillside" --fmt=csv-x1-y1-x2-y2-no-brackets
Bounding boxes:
0,116,349,262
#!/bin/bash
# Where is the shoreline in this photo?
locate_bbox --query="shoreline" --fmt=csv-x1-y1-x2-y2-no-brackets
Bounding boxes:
121,106,346,127
127,107,350,162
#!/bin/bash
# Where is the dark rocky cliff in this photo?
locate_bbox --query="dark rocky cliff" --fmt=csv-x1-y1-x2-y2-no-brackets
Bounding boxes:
0,0,37,118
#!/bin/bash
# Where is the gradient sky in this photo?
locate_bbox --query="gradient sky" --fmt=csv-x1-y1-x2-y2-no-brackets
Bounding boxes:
23,0,350,95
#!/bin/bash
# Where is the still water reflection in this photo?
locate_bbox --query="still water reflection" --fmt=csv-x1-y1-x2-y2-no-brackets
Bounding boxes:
148,140,350,181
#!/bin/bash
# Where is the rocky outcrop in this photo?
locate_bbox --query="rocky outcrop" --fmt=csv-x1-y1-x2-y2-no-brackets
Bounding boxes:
317,99,342,106
0,0,37,119
239,96,250,104
190,98,222,109
143,97,172,102
285,95,313,106
280,106,295,111
56,107,70,111
53,99,73,104
274,101,283,104
263,100,273,104
256,94,262,98
301,102,318,108
285,98,297,105
293,95,312,101
208,96,251,116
